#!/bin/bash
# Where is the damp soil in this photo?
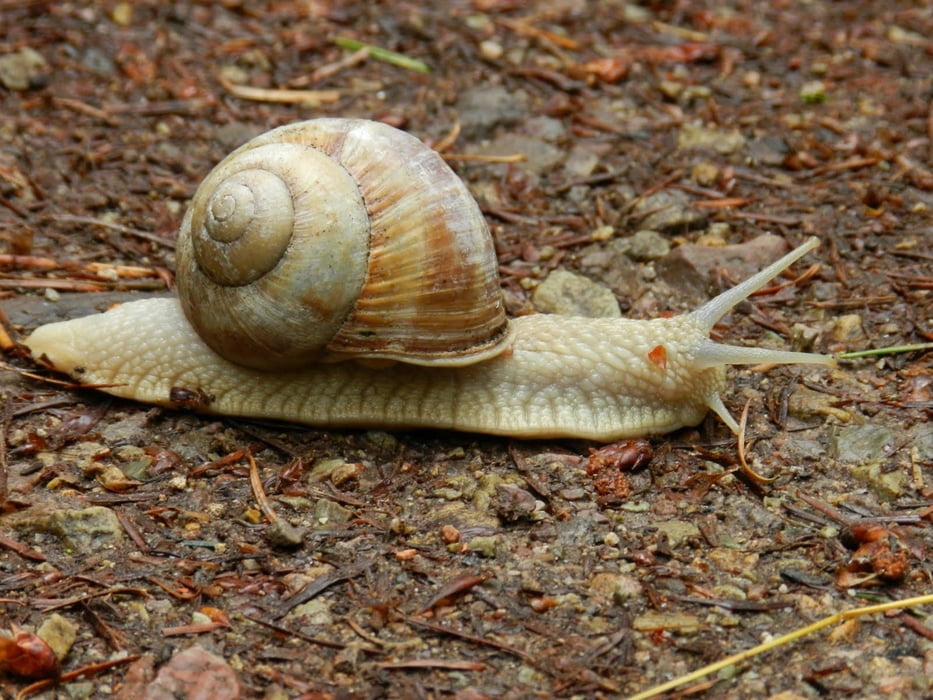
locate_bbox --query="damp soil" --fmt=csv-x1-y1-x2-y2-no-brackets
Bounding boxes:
0,1,932,698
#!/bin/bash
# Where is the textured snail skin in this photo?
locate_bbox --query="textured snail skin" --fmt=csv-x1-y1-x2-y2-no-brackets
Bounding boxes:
24,238,834,441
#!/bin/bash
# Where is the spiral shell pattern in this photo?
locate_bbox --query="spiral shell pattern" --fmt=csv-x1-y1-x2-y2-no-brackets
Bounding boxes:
176,118,509,371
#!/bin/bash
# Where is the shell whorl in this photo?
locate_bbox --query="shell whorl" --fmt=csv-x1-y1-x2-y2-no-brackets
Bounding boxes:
176,118,510,371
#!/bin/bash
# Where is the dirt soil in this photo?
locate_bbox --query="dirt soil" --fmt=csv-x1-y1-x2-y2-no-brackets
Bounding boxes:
1,1,932,698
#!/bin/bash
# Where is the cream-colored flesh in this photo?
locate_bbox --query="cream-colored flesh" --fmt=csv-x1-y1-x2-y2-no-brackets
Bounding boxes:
25,298,727,441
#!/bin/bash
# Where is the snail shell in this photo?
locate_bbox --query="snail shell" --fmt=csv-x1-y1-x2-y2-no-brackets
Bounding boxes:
176,118,510,371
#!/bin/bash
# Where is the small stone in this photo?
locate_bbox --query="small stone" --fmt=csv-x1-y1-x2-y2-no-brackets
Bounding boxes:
472,133,563,178
364,430,397,451
658,79,683,100
313,498,353,525
495,483,538,522
828,313,867,348
90,463,140,492
912,425,933,463
633,189,707,232
322,462,357,487
852,463,907,500
111,2,132,25
440,525,460,543
145,646,243,699
466,535,499,557
0,47,47,91
524,115,565,142
747,135,789,166
265,518,306,548
677,122,746,155
433,487,463,501
656,234,788,299
698,222,731,245
563,145,601,178
831,424,895,465
655,520,700,547
190,611,212,625
613,230,671,262
691,161,720,187
455,85,528,138
800,80,828,103
478,40,503,60
37,614,77,662
285,598,334,626
589,572,642,603
8,506,124,551
578,241,642,303
708,548,760,577
532,269,620,318
632,612,700,632
308,458,357,483
791,323,821,352
787,384,854,425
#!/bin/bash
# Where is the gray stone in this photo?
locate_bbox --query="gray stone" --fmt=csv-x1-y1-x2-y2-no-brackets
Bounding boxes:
633,189,707,232
831,424,895,465
8,506,124,551
455,85,528,137
532,269,620,318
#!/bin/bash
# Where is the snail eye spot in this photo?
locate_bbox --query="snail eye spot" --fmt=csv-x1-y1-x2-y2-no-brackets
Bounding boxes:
647,345,667,370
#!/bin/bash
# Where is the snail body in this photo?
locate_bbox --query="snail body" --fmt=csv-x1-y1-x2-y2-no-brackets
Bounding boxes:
24,119,834,441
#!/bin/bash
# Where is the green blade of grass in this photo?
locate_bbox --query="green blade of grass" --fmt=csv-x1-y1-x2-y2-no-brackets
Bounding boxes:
335,37,430,73
837,342,933,360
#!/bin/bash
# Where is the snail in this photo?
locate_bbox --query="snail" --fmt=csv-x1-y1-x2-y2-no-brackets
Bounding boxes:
23,118,834,441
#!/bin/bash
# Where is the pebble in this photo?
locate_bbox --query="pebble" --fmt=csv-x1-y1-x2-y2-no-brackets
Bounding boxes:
37,613,77,662
853,462,907,500
285,598,334,626
308,458,356,483
632,611,700,633
633,189,707,232
913,425,933,463
654,520,700,547
466,535,499,557
532,269,621,318
145,646,243,699
677,122,747,155
8,505,124,550
588,572,643,603
831,423,895,465
656,234,788,299
787,384,853,425
832,423,904,498
472,132,564,178
577,241,642,304
495,483,539,521
0,47,46,90
266,518,306,548
455,85,528,137
828,313,867,347
612,230,671,261
313,498,353,525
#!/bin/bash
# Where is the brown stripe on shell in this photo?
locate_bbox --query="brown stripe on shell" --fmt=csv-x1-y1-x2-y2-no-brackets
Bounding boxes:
314,120,511,367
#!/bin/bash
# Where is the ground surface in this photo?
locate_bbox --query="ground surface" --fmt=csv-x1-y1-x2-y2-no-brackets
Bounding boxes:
0,1,932,698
